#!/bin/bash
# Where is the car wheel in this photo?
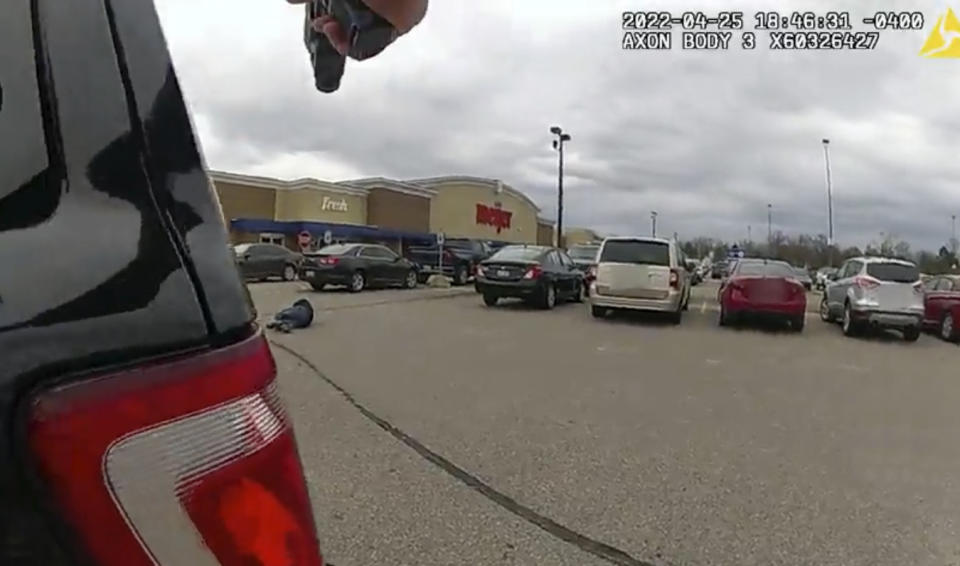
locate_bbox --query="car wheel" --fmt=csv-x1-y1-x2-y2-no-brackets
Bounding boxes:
940,313,958,343
903,326,921,342
350,271,365,293
541,284,557,310
310,282,326,292
405,270,418,289
282,264,297,281
453,265,469,286
573,281,585,303
591,305,606,318
792,315,805,332
483,293,498,307
841,303,858,336
819,296,834,322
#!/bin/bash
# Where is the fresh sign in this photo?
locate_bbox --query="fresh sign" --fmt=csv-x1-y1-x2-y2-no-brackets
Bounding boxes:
321,196,349,212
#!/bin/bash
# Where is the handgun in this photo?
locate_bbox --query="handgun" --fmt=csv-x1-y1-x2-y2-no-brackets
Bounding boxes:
303,0,398,93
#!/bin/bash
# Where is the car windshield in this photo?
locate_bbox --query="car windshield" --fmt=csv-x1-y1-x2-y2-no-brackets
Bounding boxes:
735,261,797,278
867,262,920,283
599,240,669,265
489,246,544,262
567,245,599,260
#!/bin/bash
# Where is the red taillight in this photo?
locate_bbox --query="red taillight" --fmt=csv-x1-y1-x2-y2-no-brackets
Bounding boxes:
319,256,339,266
854,276,880,290
523,265,543,279
669,269,680,289
27,334,323,566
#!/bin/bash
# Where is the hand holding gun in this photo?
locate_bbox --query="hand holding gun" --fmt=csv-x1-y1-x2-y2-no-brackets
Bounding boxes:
291,0,428,93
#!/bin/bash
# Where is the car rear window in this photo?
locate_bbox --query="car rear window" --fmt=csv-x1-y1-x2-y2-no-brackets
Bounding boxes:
867,262,919,283
600,240,670,265
568,245,600,260
735,261,796,277
490,246,544,262
313,244,358,256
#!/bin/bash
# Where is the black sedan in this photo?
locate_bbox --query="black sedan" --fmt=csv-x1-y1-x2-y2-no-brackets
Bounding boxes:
299,243,419,292
475,245,585,309
233,242,303,282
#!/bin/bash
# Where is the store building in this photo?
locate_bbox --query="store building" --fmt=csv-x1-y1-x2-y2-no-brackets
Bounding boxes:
210,171,555,252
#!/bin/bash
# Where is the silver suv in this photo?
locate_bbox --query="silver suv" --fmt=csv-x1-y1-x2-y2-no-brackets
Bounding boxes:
819,257,924,341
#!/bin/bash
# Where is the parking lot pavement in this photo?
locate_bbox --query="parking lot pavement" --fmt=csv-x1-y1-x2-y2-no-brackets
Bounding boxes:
267,280,960,566
246,280,475,321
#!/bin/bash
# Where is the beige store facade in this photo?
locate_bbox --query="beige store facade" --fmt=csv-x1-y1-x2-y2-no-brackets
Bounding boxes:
210,171,554,250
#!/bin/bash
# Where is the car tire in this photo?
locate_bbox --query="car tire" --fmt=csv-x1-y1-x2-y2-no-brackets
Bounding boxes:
483,293,498,307
941,313,958,343
792,315,805,332
573,281,585,303
541,284,557,310
819,296,834,323
591,305,606,318
453,265,469,286
310,282,326,292
404,270,418,289
349,271,365,293
903,326,921,342
282,264,297,281
841,303,859,337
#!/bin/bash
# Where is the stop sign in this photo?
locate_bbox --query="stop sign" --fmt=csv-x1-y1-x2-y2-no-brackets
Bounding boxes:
297,231,312,247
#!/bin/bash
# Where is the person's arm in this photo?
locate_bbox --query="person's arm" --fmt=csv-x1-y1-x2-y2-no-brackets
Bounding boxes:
288,0,427,55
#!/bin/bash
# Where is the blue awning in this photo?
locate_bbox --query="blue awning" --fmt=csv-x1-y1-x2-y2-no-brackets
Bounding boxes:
229,218,437,245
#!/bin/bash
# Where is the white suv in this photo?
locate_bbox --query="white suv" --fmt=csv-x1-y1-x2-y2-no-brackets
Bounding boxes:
589,237,691,323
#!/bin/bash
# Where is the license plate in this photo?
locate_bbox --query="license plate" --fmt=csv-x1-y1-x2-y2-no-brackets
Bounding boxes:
497,270,510,277
304,270,315,278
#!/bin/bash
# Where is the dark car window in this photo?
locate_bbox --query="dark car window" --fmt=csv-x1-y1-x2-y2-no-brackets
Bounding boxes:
866,262,919,283
558,251,576,268
315,244,359,256
568,245,600,261
489,246,545,262
599,240,670,266
365,246,397,259
735,261,796,278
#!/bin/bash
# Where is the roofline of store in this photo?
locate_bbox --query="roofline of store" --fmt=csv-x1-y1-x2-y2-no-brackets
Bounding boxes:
208,170,369,197
337,177,438,198
405,176,542,213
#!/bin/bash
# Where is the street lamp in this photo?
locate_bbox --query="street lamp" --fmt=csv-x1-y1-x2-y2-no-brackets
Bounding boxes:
822,139,834,246
651,211,658,237
550,126,571,248
767,203,773,245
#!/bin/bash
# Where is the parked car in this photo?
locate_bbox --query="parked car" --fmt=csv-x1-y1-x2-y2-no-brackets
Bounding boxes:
300,243,419,292
921,274,960,342
233,242,302,281
718,259,807,331
476,245,585,309
589,237,691,323
814,266,838,290
0,4,324,565
405,238,492,286
819,257,925,341
567,243,601,294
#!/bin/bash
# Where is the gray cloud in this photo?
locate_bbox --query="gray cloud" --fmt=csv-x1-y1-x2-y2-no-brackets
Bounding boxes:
158,0,960,251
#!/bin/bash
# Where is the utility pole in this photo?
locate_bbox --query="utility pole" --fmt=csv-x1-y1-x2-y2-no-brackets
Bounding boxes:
550,127,571,248
651,211,658,237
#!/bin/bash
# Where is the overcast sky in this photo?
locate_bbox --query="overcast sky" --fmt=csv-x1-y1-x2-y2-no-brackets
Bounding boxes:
156,0,960,251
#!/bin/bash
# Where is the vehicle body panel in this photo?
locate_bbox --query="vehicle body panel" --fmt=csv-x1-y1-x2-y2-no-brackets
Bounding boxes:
405,239,490,281
476,246,583,301
300,244,416,288
922,275,960,327
825,257,924,329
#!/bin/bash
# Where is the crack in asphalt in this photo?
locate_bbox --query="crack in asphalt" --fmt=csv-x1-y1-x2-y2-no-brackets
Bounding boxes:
271,341,657,566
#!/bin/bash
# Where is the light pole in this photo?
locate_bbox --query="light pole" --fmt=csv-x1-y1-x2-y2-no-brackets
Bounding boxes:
550,126,571,248
953,214,957,255
651,211,658,237
767,203,773,246
822,139,835,246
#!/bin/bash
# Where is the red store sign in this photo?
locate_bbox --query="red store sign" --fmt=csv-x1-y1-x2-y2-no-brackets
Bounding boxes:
476,203,512,234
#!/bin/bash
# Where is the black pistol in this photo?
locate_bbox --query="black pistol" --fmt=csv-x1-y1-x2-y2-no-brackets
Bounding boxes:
304,0,398,93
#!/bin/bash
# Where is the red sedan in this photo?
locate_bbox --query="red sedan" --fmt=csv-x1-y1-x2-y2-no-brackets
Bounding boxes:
921,274,960,342
718,259,807,331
